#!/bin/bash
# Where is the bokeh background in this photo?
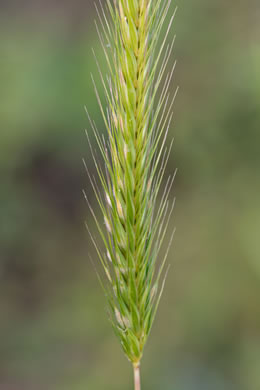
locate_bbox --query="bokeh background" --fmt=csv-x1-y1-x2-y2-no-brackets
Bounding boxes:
1,0,260,389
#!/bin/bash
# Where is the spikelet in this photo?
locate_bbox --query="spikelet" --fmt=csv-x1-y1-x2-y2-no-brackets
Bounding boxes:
85,0,178,380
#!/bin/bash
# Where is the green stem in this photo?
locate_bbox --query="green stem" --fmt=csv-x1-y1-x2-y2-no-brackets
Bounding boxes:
133,362,141,390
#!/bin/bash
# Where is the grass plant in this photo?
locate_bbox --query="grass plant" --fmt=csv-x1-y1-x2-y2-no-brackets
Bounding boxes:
84,0,177,388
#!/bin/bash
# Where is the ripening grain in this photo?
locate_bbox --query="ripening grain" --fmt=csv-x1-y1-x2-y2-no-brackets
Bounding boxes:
84,0,177,388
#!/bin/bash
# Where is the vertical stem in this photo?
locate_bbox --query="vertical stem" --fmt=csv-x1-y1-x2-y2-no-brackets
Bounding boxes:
133,363,141,390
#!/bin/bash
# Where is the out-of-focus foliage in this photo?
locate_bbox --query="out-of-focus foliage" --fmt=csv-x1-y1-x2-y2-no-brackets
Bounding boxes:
0,0,259,389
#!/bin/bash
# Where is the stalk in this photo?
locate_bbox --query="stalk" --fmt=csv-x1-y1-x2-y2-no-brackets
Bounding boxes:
133,363,141,390
85,0,177,387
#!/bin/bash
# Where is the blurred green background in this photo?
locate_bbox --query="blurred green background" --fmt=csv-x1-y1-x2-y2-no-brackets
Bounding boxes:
1,0,260,389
